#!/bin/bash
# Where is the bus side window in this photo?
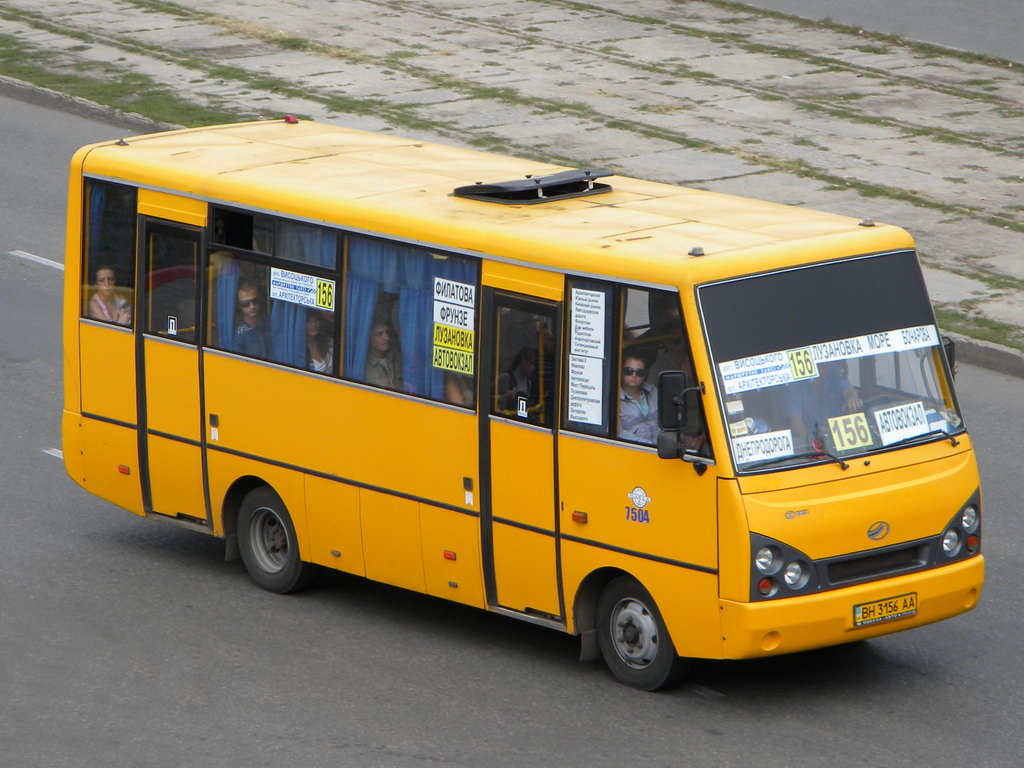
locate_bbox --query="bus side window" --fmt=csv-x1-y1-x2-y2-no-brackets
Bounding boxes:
82,180,137,327
207,253,271,361
620,288,711,456
344,235,478,405
143,222,198,341
492,306,555,426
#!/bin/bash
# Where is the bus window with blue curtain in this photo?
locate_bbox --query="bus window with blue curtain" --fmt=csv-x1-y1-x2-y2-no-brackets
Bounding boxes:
207,252,270,360
268,225,338,372
345,235,478,406
82,179,138,327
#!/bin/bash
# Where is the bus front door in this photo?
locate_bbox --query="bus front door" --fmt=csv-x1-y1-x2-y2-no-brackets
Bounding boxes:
481,292,563,620
136,219,207,524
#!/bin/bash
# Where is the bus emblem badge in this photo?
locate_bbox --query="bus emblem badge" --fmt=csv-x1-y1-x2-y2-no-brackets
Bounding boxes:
627,487,651,509
867,521,890,540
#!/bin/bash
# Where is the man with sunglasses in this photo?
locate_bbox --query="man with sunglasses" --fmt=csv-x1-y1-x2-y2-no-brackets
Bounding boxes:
234,280,268,358
618,351,659,445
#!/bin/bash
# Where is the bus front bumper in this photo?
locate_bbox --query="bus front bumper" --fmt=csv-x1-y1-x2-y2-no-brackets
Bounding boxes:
718,555,984,659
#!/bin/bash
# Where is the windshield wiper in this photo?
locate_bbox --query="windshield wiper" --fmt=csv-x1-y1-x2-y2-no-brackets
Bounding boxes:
745,450,849,472
886,429,961,449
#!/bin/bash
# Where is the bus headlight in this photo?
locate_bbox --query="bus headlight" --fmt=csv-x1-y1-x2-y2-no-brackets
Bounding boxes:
755,546,781,574
939,493,981,562
749,534,817,600
783,561,810,589
960,505,978,533
941,529,961,557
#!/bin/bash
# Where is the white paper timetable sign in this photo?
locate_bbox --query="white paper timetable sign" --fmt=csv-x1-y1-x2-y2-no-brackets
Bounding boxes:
431,277,476,374
570,288,605,358
567,288,606,425
270,268,336,310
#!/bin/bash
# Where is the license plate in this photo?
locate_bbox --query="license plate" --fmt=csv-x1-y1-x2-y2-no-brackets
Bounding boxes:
853,592,918,628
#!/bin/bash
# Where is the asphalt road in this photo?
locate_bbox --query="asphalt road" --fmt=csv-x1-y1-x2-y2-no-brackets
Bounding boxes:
737,0,1024,62
1,94,1022,767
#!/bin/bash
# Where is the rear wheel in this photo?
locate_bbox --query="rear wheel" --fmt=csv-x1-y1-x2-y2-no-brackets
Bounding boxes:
596,575,687,690
237,486,312,593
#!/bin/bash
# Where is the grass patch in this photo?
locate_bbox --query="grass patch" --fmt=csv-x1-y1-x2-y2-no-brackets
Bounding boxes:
0,34,247,125
935,306,1024,351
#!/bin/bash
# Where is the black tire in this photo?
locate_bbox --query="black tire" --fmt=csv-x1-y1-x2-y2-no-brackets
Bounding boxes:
596,575,687,691
237,486,312,594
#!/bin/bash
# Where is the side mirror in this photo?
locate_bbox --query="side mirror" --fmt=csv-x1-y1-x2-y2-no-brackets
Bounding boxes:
941,335,956,378
657,370,689,431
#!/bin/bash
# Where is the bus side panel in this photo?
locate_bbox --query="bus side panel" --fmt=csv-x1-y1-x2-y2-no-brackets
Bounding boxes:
304,475,365,575
558,436,718,577
420,505,485,608
146,435,207,519
560,541,723,659
717,477,751,602
80,418,144,515
79,323,136,426
360,490,425,593
202,354,477,513
62,411,86,490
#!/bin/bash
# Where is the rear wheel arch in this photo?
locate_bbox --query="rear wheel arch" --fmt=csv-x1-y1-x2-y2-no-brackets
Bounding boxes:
572,567,633,661
219,475,266,561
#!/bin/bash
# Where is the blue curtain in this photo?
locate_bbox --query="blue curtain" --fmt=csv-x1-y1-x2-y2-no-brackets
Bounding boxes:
279,222,337,268
399,284,432,395
214,255,240,350
344,272,379,380
270,302,307,367
87,183,106,265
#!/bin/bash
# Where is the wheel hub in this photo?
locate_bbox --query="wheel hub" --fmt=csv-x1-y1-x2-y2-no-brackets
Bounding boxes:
611,598,659,669
250,506,289,574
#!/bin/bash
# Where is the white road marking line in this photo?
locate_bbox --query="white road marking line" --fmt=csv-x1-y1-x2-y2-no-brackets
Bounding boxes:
7,250,64,271
43,448,64,460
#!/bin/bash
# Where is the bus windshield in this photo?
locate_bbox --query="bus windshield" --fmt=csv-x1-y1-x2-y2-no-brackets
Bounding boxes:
698,250,963,472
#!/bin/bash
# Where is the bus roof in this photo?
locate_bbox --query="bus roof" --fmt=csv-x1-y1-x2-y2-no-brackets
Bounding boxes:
78,119,914,285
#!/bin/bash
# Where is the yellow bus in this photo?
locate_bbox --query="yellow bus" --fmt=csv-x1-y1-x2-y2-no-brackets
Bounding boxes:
63,118,983,689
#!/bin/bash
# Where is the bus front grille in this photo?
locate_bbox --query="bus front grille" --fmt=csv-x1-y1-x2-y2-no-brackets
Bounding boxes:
826,543,928,585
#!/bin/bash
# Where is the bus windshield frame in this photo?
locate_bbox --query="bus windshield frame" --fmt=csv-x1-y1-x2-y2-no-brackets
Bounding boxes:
697,250,964,473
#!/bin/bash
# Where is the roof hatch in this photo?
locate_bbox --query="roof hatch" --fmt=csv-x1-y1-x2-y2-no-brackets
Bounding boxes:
452,169,613,205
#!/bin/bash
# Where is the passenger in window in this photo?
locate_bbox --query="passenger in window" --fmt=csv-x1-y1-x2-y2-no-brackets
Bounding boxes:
618,352,659,445
88,265,132,326
366,319,402,389
444,372,474,407
306,310,334,374
497,346,536,414
234,280,268,358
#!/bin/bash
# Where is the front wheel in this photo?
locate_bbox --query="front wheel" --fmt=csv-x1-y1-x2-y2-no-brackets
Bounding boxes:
237,486,312,593
596,576,687,690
